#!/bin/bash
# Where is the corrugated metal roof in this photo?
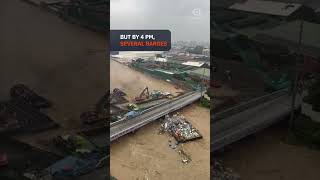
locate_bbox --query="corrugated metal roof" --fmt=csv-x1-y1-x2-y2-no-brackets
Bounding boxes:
257,20,320,47
188,68,210,78
253,20,320,57
182,61,205,67
155,58,167,62
229,0,302,16
215,0,320,9
154,69,174,75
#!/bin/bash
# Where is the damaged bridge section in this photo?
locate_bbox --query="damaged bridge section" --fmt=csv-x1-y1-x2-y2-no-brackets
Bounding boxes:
212,89,302,152
110,91,202,142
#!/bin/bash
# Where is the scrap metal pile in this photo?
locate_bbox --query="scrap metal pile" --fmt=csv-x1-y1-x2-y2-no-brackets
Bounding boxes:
0,85,108,179
111,87,170,122
110,88,128,104
53,134,98,155
0,84,58,134
46,90,110,179
161,113,202,143
81,89,111,125
134,86,172,104
46,134,108,179
10,84,52,109
109,88,129,122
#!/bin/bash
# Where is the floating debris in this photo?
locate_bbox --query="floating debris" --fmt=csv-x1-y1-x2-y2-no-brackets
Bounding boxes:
212,160,241,180
178,149,191,164
168,139,178,149
161,113,202,143
111,176,118,180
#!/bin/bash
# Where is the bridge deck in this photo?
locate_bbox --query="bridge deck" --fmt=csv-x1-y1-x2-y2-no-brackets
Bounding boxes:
212,93,302,152
110,92,202,141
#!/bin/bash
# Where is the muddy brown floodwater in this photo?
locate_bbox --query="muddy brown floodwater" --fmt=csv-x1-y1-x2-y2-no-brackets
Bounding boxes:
110,59,210,180
0,0,107,149
110,60,182,99
217,123,320,180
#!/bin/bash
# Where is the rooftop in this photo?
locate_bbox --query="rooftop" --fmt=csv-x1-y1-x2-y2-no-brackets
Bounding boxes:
229,0,302,17
188,68,210,78
182,61,206,67
253,20,320,57
154,57,167,62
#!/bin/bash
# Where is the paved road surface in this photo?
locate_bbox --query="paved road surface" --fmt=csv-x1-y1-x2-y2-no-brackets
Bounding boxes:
111,92,202,141
212,93,302,151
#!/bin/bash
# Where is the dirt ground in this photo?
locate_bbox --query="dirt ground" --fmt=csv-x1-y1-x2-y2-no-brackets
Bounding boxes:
216,122,320,180
110,59,210,180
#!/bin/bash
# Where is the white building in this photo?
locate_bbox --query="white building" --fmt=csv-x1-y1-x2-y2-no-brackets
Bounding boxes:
202,48,210,56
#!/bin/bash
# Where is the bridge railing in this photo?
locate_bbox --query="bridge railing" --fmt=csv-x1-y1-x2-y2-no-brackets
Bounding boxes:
111,92,202,141
110,91,196,127
213,88,289,121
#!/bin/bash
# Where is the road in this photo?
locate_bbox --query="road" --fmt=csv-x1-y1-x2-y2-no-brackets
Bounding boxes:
110,91,202,141
212,92,302,151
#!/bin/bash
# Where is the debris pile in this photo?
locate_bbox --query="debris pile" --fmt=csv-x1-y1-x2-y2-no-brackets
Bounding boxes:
80,111,100,125
150,90,171,99
53,134,97,156
110,88,128,104
111,87,174,123
134,87,172,104
161,113,202,143
212,160,240,180
96,90,110,113
45,155,99,179
112,88,126,97
82,90,114,125
10,84,52,109
200,93,211,108
48,134,108,179
0,84,58,134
